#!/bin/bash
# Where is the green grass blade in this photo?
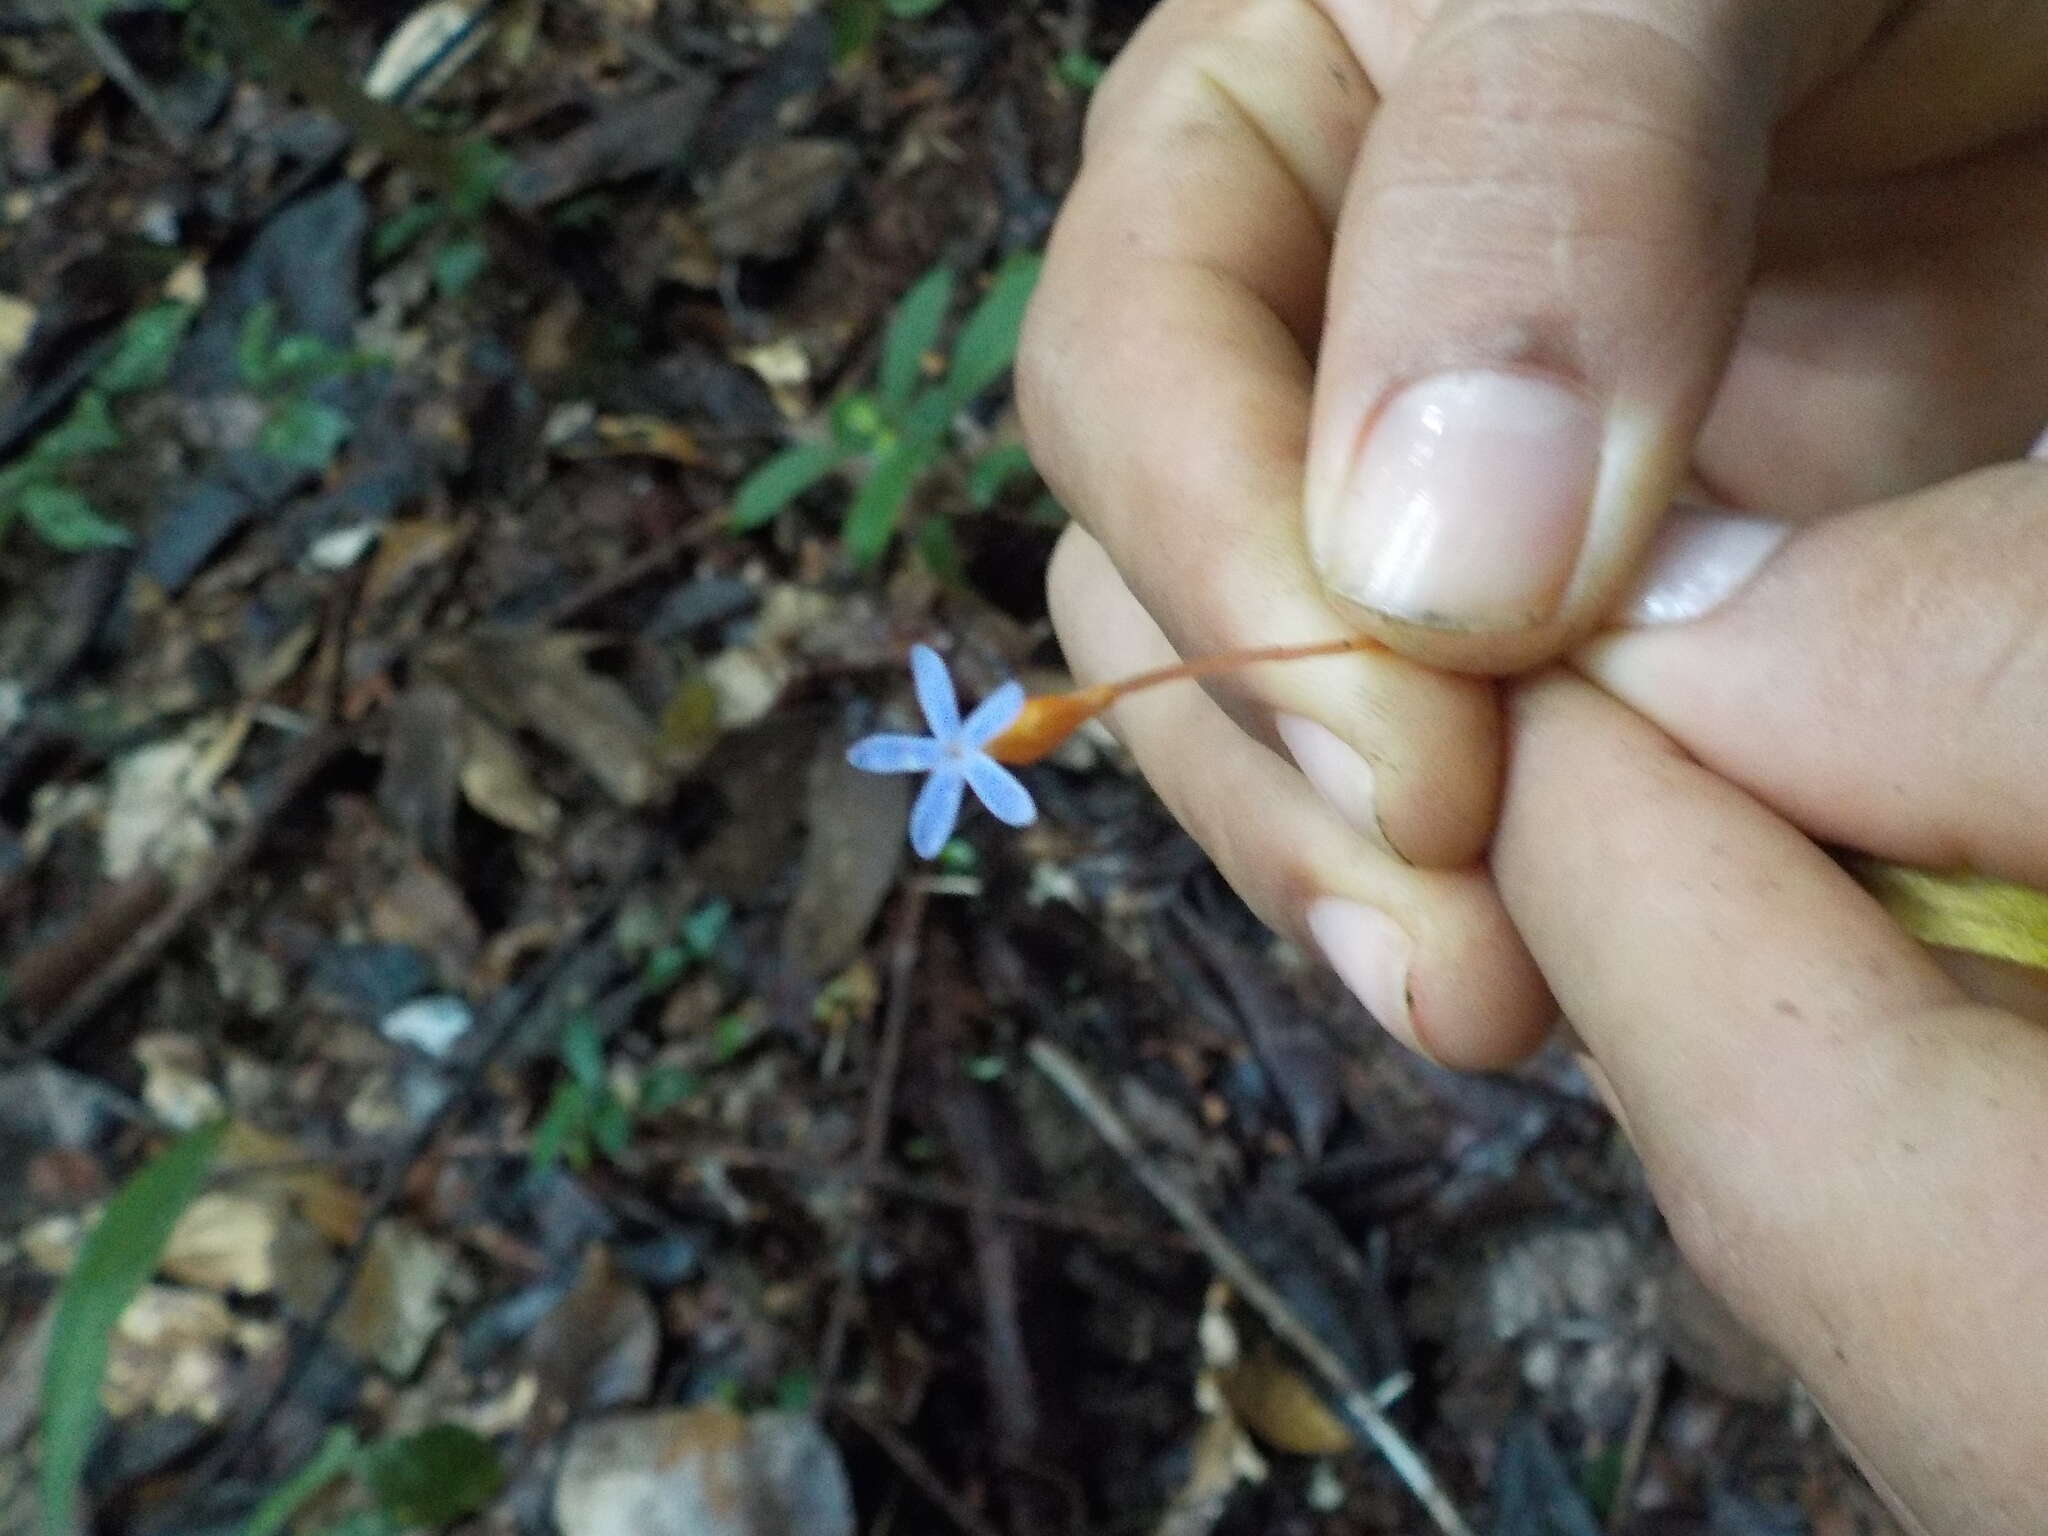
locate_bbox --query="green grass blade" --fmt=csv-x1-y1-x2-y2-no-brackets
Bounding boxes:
41,1119,226,1536
878,266,953,411
240,1426,362,1536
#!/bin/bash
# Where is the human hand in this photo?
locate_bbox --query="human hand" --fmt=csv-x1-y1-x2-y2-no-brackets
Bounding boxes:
1493,460,2048,1535
1021,0,2048,1062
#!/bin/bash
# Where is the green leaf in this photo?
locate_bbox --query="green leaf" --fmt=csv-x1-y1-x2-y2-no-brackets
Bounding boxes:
967,442,1035,509
944,251,1042,408
912,516,962,586
680,898,731,961
643,944,689,990
638,1066,700,1116
361,1424,504,1527
830,392,887,451
240,1426,362,1536
829,0,885,60
34,393,122,463
731,440,847,530
266,333,349,386
259,399,353,470
41,1120,226,1536
842,437,933,567
529,1080,592,1174
559,1014,606,1089
20,485,130,551
236,301,281,387
878,267,953,411
774,1370,816,1411
883,0,948,15
431,236,489,300
1056,50,1108,90
97,303,194,394
373,201,444,262
450,139,513,219
590,1092,632,1160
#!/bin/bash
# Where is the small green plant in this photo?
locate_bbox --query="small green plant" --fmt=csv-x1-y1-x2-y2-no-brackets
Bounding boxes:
529,1013,699,1174
828,0,951,61
235,301,381,470
0,300,196,552
731,250,1043,568
41,1119,225,1536
240,1422,503,1536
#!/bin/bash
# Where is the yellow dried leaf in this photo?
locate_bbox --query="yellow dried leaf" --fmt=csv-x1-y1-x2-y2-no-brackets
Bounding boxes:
1212,1340,1349,1457
1852,858,2048,972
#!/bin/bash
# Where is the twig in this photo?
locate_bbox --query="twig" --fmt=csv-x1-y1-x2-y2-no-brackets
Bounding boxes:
69,8,188,151
1607,1351,1666,1533
1027,1038,1476,1536
839,1403,1007,1536
22,726,350,1057
538,506,725,630
817,880,929,1392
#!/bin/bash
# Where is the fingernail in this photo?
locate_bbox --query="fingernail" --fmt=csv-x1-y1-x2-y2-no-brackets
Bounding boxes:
1618,503,1790,626
1275,714,1394,853
1315,369,1602,630
1306,898,1417,1053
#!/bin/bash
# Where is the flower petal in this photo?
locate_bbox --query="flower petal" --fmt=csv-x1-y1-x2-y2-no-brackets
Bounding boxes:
908,765,966,858
909,644,960,738
963,753,1037,828
847,733,943,774
959,680,1025,748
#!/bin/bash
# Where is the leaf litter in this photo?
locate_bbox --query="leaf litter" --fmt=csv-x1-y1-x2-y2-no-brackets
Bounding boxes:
0,2,1904,1534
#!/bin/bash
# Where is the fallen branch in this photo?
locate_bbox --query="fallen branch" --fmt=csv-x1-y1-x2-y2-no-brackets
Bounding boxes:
817,879,929,1390
1027,1037,1476,1536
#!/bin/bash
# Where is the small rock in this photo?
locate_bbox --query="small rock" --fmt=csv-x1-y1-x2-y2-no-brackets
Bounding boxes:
381,994,473,1059
554,1407,854,1536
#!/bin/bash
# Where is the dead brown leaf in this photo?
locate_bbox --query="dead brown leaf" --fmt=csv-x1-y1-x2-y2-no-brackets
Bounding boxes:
780,740,907,980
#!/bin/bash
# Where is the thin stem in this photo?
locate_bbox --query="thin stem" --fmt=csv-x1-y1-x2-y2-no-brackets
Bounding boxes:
1100,634,1379,703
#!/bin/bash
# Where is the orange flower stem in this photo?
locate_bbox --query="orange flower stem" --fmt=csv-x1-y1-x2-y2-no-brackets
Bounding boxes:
1093,634,1381,705
985,634,1380,764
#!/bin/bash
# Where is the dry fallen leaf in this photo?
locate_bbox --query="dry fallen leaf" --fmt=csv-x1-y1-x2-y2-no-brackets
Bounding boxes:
554,1406,854,1536
780,742,908,981
458,709,562,837
161,1193,283,1295
430,632,668,807
524,1246,660,1418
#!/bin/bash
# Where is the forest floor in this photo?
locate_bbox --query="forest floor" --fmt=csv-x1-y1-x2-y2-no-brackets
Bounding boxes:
0,2,1904,1533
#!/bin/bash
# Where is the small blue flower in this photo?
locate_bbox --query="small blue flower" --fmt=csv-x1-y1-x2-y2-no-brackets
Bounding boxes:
848,644,1038,858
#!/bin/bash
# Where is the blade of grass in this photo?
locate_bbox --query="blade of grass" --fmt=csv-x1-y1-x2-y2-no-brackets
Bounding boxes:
240,1426,362,1536
41,1119,227,1536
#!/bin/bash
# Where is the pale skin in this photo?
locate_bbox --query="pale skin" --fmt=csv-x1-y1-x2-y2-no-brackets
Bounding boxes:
1016,0,2048,1529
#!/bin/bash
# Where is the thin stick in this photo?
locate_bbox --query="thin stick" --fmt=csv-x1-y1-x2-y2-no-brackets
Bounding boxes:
1606,1352,1666,1534
840,1404,1006,1536
24,726,350,1056
817,881,930,1390
538,506,724,630
69,9,188,151
1027,1038,1476,1536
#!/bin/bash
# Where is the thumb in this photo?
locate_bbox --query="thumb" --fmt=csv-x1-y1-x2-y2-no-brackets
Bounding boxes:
1304,0,1876,672
1580,458,2048,887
